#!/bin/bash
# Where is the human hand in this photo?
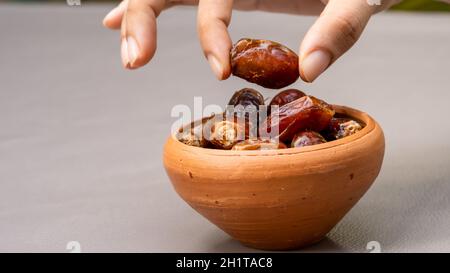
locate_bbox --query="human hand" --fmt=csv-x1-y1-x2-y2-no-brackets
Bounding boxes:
103,0,400,82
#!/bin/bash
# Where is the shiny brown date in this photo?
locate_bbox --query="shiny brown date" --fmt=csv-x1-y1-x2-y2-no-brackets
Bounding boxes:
270,89,306,107
232,139,287,151
291,131,327,148
228,88,264,109
323,117,363,140
262,95,335,142
227,88,265,126
268,89,306,114
230,38,299,89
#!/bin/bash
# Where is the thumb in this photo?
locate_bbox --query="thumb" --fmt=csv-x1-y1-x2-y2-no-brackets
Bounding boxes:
299,0,376,82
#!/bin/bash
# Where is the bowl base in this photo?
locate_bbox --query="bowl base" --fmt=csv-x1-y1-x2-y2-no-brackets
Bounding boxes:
239,236,326,251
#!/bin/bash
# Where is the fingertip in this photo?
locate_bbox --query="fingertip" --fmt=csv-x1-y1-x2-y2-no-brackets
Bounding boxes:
298,0,374,82
121,38,131,69
127,35,155,69
103,2,127,29
121,0,161,69
206,54,231,81
222,68,231,80
197,0,233,81
198,26,232,81
299,49,332,83
103,10,121,29
199,26,232,80
102,16,113,29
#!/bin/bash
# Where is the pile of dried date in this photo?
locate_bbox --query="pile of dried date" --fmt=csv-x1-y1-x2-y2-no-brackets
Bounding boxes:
177,39,364,151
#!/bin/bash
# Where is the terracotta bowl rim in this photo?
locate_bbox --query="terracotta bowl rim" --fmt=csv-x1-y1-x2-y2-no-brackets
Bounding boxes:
168,105,377,157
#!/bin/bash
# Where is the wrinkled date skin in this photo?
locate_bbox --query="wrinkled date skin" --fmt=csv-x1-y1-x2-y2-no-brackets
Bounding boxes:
232,139,287,151
209,120,242,149
262,95,335,142
204,113,254,149
291,131,327,148
323,117,363,140
227,88,266,128
268,89,306,114
231,38,299,89
177,117,212,148
228,88,265,109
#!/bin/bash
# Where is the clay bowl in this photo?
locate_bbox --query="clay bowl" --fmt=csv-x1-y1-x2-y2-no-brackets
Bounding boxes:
163,105,385,250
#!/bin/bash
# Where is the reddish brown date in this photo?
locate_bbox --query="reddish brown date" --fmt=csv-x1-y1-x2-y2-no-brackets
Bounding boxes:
291,131,327,148
230,38,299,89
228,88,264,109
268,89,306,114
227,88,265,127
232,139,287,151
262,95,335,142
269,89,306,108
323,118,363,140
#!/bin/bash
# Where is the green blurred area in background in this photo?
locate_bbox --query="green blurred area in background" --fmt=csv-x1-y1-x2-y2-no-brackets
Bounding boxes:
392,0,450,10
8,0,450,11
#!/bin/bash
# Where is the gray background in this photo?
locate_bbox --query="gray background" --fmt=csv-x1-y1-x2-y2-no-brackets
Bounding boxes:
1,3,450,253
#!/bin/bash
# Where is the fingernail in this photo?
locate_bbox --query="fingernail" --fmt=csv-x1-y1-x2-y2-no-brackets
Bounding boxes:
121,38,130,68
127,36,139,67
300,50,332,83
207,54,224,80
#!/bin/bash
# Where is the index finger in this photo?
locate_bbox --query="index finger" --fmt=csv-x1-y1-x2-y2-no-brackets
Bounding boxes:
197,0,234,80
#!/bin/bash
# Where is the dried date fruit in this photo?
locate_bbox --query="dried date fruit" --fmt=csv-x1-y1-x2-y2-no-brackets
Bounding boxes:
261,95,335,142
228,88,264,109
232,139,287,151
268,89,306,114
269,89,306,107
227,88,266,128
322,118,363,140
176,117,211,148
230,38,299,89
178,130,207,147
291,131,327,148
204,113,254,149
209,120,244,150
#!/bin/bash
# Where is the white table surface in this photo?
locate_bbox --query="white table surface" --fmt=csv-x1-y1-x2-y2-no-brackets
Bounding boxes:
1,3,450,253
